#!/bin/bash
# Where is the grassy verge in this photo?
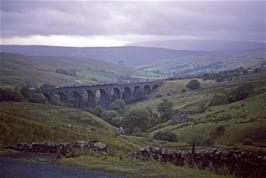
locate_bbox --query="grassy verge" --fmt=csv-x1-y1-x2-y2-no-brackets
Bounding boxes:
60,154,235,178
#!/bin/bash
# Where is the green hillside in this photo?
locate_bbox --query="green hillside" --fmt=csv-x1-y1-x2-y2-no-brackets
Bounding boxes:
0,52,136,88
0,102,139,153
128,71,266,150
141,48,266,77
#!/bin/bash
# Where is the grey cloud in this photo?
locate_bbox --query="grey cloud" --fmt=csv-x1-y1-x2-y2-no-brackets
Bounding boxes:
0,1,265,41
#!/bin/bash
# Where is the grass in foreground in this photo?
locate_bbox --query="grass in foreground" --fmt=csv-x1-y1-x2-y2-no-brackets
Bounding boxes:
0,102,140,155
60,154,235,178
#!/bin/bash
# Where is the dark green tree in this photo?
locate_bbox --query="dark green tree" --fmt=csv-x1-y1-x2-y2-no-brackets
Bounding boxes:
157,99,173,122
122,109,150,134
186,79,201,90
92,105,104,117
108,99,126,115
102,110,118,122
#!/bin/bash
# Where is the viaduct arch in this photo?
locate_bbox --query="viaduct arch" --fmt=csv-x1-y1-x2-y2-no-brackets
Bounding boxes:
42,81,162,108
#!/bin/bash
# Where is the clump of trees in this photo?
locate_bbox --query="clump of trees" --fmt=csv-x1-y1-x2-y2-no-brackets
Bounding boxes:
157,99,173,122
122,109,150,134
108,99,126,115
0,86,47,104
153,131,178,142
186,79,201,90
88,105,104,117
201,67,247,82
86,97,174,136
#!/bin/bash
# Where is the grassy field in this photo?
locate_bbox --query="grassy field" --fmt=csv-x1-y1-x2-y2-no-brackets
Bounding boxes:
129,72,266,150
1,69,266,177
128,79,215,114
0,102,141,154
0,52,136,87
60,154,234,178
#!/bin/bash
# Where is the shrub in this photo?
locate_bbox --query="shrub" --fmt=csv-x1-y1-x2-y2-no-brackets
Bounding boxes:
153,131,178,142
157,99,173,121
122,109,150,134
108,99,126,115
110,116,123,127
92,105,104,117
102,110,118,122
186,79,201,90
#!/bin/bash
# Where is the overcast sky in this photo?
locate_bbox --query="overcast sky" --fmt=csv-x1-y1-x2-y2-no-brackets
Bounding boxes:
0,1,265,47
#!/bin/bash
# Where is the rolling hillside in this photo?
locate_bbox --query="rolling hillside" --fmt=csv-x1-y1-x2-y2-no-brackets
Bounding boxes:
0,102,138,153
0,52,136,87
0,45,213,66
1,45,264,79
141,48,266,77
128,71,266,149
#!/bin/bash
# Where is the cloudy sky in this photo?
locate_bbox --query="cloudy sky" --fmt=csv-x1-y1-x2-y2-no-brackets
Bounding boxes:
0,0,265,47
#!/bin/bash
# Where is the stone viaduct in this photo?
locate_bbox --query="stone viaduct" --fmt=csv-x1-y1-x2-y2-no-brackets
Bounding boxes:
42,81,162,108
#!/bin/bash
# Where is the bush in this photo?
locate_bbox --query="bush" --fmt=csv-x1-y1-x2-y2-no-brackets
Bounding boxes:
157,99,173,122
122,109,150,134
110,116,123,127
92,105,104,117
186,79,201,90
153,131,178,142
102,110,118,122
108,99,126,115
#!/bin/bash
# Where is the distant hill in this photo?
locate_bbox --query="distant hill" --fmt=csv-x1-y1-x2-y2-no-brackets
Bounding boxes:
0,45,212,66
0,52,136,87
141,48,266,77
128,40,266,52
1,45,265,87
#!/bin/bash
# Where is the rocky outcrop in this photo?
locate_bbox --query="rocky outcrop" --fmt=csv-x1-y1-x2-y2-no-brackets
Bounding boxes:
126,146,266,178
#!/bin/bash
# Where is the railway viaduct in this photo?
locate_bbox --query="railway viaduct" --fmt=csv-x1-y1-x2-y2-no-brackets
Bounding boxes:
42,81,162,108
